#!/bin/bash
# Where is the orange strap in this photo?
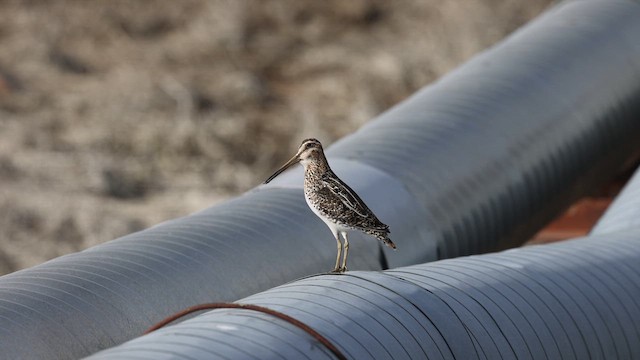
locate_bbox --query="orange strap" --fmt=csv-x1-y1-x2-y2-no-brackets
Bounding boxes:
145,302,347,360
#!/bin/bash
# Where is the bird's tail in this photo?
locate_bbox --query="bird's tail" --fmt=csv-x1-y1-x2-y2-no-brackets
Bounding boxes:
383,237,397,249
369,230,397,250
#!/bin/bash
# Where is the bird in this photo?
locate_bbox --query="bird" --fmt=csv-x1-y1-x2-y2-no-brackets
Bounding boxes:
265,138,396,273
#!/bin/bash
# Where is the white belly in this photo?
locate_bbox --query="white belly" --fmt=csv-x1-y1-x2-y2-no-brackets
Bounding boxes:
304,193,349,236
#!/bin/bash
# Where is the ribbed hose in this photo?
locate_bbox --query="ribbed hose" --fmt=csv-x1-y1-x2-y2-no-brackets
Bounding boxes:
327,0,640,261
87,233,640,360
1,0,639,358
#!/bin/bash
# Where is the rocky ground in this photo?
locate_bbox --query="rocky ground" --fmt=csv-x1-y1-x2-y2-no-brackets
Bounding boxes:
0,0,552,274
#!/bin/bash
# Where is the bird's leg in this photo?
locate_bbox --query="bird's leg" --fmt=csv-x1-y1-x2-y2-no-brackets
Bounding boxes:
340,232,349,272
331,230,342,273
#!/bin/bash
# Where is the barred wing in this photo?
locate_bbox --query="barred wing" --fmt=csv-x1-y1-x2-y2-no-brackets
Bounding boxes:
321,172,389,232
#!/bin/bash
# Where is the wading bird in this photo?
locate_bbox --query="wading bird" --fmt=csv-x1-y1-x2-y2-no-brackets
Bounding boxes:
265,138,396,272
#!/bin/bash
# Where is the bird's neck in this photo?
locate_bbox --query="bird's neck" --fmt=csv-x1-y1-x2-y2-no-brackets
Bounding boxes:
302,155,331,182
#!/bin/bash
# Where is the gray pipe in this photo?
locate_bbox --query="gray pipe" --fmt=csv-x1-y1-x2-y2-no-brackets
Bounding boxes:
591,165,640,235
1,0,640,358
87,232,640,360
324,0,640,262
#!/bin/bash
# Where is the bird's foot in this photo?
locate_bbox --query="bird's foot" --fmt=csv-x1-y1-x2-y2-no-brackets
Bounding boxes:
330,267,347,274
339,266,348,273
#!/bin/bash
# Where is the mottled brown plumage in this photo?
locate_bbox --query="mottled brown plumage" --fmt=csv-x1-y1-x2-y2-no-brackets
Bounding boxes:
265,138,396,272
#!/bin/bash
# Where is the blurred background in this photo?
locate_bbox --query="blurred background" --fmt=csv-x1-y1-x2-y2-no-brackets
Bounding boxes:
0,0,553,274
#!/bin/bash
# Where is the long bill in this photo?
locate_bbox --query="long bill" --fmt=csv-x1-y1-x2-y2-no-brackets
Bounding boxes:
264,154,301,183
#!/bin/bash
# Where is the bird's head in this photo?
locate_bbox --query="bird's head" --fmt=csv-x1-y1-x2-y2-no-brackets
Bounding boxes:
296,138,324,165
264,138,325,183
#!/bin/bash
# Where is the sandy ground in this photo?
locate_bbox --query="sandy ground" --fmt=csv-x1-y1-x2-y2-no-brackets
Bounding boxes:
0,0,552,275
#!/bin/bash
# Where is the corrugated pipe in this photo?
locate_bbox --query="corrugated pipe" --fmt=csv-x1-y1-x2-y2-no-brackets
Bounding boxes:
591,165,640,235
1,0,640,358
87,232,640,360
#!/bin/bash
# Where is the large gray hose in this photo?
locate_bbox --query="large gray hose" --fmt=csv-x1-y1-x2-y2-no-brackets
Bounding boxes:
325,0,640,262
87,232,640,359
1,0,640,358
